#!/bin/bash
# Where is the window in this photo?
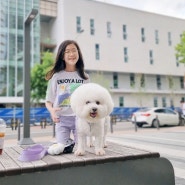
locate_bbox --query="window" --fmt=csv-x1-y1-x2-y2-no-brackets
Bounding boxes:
123,25,127,40
149,50,154,64
168,32,172,46
180,76,184,89
176,56,179,67
119,97,124,107
123,47,128,62
168,76,174,89
113,73,118,88
130,73,135,87
140,74,145,88
90,19,95,35
155,30,159,44
162,97,166,107
170,99,174,109
156,75,161,90
95,44,100,60
107,21,112,38
155,109,165,113
153,97,158,107
141,27,145,42
76,16,82,33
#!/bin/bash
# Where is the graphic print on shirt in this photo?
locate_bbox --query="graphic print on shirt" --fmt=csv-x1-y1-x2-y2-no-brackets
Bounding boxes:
57,79,83,108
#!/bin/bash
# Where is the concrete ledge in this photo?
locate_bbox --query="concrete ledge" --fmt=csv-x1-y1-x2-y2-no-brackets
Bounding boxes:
0,142,175,185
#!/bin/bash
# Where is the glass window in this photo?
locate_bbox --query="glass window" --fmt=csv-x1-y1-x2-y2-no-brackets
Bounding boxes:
140,74,145,88
154,97,158,107
168,32,172,46
155,109,165,113
119,97,124,107
123,24,127,40
162,97,166,107
130,73,135,87
155,30,159,44
76,16,81,33
141,27,145,42
90,19,95,35
95,44,100,60
180,76,184,89
170,99,174,109
149,50,154,64
156,75,161,90
113,73,118,88
165,108,175,114
107,21,111,38
168,76,174,89
123,47,128,62
176,56,179,67
0,0,40,97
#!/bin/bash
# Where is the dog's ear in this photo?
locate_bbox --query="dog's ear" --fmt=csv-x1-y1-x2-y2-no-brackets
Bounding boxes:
107,98,114,115
104,90,114,115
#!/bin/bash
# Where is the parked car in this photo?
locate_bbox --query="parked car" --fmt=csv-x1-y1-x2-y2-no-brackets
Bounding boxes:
131,107,185,128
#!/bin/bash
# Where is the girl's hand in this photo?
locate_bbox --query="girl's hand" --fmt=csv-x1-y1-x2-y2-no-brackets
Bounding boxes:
51,107,61,123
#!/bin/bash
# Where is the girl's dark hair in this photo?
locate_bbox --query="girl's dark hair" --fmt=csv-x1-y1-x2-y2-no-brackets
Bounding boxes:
45,40,88,80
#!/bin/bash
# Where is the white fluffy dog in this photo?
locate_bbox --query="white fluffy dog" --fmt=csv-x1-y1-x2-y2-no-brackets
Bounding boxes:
70,83,114,156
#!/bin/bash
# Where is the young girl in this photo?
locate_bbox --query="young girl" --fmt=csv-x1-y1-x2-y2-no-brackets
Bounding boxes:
45,40,89,146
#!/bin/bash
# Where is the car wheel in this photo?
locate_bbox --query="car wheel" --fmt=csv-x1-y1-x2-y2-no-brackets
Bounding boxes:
137,123,143,127
152,119,160,128
179,118,185,126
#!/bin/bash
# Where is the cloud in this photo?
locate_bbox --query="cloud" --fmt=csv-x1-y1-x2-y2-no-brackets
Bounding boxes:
95,0,185,19
142,0,185,18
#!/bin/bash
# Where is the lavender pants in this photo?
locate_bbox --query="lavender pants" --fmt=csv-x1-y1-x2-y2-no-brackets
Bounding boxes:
55,116,77,144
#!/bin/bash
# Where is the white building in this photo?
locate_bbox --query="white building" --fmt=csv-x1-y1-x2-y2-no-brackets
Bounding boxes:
40,0,185,108
1,0,184,108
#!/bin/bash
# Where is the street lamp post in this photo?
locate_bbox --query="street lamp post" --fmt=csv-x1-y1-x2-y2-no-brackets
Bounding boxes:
19,9,38,145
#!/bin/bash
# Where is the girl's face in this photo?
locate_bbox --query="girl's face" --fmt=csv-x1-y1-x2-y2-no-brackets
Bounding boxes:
63,43,79,71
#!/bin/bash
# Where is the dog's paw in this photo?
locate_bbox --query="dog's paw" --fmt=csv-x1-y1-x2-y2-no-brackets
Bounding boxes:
95,149,105,156
75,150,85,156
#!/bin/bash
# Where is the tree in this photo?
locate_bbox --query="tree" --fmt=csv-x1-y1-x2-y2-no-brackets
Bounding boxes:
175,31,185,64
131,73,147,107
31,52,54,104
90,71,110,90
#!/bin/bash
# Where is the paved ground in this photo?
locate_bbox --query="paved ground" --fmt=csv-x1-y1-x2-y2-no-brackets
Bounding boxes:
108,123,185,185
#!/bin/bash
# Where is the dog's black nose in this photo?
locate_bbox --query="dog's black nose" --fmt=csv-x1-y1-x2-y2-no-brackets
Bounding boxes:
92,108,97,112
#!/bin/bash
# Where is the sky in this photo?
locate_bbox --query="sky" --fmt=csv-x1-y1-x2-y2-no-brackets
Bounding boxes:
95,0,185,19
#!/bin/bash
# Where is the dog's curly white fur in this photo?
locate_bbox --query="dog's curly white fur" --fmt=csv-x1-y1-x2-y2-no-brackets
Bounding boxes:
70,83,114,156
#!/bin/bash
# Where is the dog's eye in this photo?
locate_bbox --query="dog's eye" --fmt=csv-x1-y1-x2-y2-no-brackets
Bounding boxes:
86,101,90,104
96,101,100,105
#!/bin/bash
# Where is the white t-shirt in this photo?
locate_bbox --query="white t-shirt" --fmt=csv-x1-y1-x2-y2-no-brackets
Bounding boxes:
45,71,89,116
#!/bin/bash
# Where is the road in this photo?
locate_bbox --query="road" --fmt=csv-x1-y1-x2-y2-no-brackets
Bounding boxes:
4,122,185,184
108,122,185,185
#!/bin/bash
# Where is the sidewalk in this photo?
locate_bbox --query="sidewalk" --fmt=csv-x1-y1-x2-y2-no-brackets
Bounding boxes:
4,122,185,146
4,125,56,147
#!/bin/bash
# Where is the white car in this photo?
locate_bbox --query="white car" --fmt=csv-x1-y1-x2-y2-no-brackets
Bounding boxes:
131,107,184,128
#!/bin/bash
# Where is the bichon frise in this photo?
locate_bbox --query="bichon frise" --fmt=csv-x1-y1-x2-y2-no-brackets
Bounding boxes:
70,83,114,156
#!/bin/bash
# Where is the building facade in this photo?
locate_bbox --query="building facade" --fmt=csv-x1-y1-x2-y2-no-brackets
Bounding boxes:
1,0,185,108
41,0,185,108
0,0,40,106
